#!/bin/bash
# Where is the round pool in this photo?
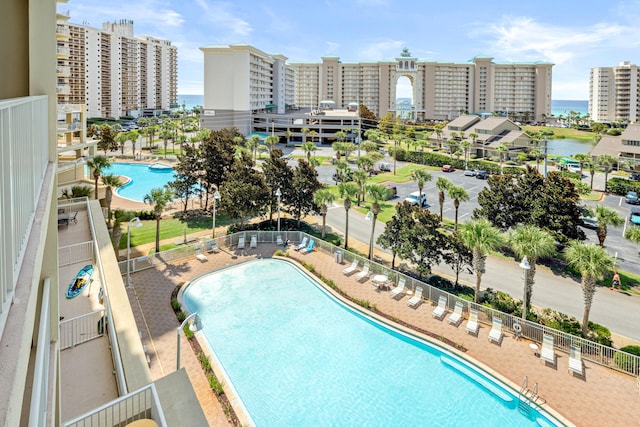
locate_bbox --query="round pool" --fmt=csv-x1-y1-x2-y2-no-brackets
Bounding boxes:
103,162,175,202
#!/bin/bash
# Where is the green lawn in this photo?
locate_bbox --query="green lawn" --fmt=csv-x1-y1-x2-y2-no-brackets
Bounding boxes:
120,215,231,250
521,125,596,141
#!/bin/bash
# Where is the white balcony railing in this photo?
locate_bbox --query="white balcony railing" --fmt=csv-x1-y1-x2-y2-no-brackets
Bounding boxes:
57,103,84,114
59,309,106,350
56,46,70,56
56,85,71,94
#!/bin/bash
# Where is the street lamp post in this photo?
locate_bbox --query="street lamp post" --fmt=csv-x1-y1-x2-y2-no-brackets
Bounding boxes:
176,312,202,371
212,190,220,238
365,211,373,259
126,217,142,288
519,256,531,324
275,188,282,233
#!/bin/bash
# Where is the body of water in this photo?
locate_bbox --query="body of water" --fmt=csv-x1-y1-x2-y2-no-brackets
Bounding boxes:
551,100,588,118
545,138,596,157
103,162,176,202
183,259,560,426
177,94,204,110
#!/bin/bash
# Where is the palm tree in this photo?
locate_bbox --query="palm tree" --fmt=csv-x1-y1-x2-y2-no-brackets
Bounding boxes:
313,188,336,239
496,143,509,175
338,182,359,249
598,154,617,192
436,176,451,221
460,139,472,169
247,135,261,161
447,185,469,230
353,169,368,206
101,174,123,227
460,218,503,303
128,130,140,159
593,205,624,247
309,130,318,145
365,184,391,259
301,141,316,161
143,187,175,254
265,135,279,153
116,132,128,157
624,226,640,254
412,169,432,208
301,127,310,144
86,155,111,200
574,153,590,177
159,129,172,159
565,241,614,337
469,132,479,158
284,130,293,145
530,148,542,172
508,225,556,315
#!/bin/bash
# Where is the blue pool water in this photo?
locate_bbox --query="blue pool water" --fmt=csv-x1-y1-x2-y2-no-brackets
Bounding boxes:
103,163,175,202
182,259,562,426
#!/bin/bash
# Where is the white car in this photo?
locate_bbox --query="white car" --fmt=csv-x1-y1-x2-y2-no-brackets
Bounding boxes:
404,191,427,208
567,164,581,174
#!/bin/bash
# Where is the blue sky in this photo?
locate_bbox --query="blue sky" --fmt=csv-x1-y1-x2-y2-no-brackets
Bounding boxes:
62,0,640,100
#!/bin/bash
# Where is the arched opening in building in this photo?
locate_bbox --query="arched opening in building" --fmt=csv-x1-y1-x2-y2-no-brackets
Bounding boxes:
396,76,414,121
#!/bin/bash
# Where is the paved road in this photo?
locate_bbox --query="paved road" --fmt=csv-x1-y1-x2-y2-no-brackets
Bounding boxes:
325,205,640,341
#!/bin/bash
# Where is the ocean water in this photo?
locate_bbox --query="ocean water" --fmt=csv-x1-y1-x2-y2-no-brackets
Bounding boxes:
177,94,204,110
551,100,588,117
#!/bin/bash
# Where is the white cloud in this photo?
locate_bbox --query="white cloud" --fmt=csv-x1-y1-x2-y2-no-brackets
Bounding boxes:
195,0,209,10
71,0,184,30
360,39,405,60
325,42,340,54
204,3,252,37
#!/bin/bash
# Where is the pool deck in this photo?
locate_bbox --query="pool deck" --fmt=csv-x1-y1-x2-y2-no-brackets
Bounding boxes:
127,240,639,427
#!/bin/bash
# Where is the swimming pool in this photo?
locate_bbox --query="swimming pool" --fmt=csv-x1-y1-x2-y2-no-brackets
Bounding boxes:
182,259,562,426
103,162,175,202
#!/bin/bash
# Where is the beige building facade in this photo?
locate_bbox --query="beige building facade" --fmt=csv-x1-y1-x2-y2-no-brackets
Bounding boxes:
290,48,553,123
590,61,640,123
56,17,178,118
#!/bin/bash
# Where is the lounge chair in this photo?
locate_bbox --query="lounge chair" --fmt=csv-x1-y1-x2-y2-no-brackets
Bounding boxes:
355,263,370,281
300,239,315,254
488,317,503,344
237,235,246,249
540,334,556,367
195,246,207,262
276,235,283,246
432,295,448,320
389,278,406,298
69,211,78,223
465,309,479,336
342,259,359,275
407,286,423,307
204,239,219,253
250,235,257,248
294,237,309,251
447,301,464,325
568,345,583,376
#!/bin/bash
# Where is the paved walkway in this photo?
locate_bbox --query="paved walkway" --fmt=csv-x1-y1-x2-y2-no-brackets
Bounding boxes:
126,239,639,427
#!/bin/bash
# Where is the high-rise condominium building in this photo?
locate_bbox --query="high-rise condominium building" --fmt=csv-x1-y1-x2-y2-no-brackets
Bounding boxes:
590,61,640,123
201,45,552,126
290,49,553,123
56,17,178,118
200,43,296,133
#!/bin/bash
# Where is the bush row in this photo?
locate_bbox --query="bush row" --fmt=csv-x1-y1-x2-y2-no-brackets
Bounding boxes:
607,177,640,195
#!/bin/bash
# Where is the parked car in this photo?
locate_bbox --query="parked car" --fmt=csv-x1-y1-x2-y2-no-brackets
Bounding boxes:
441,164,455,172
385,184,397,199
630,172,640,182
403,191,427,208
631,209,640,225
464,169,476,177
579,216,599,229
378,162,392,172
475,170,488,179
625,191,639,205
567,164,581,174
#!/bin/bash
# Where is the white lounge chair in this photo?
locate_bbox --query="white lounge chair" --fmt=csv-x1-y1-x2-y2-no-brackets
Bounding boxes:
540,334,556,367
250,235,257,248
204,239,219,253
407,286,423,307
300,239,315,254
342,259,359,275
447,301,464,325
237,235,246,249
389,278,406,298
488,317,503,344
195,246,207,262
276,235,283,246
355,263,370,281
294,237,309,251
432,295,448,319
568,345,583,376
465,309,479,335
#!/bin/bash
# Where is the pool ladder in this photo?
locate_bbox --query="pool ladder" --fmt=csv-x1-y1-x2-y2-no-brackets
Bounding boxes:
518,376,538,416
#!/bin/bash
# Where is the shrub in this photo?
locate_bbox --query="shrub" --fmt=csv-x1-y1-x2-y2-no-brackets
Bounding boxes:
198,352,211,371
614,346,640,374
207,373,225,395
481,289,520,315
607,177,640,195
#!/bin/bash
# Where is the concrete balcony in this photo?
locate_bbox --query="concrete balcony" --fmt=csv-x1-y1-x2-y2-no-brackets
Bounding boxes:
57,85,71,95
